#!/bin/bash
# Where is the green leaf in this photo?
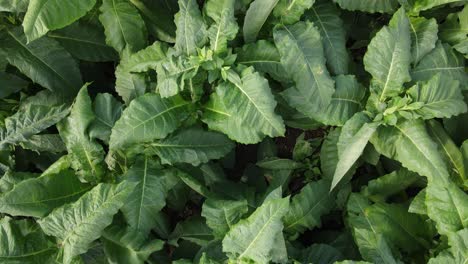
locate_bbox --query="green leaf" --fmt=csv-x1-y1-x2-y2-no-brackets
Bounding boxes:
0,0,29,13
123,41,167,73
273,0,315,25
204,0,238,54
58,86,106,183
256,157,304,170
145,127,235,166
404,0,464,13
362,169,420,202
114,55,148,105
89,93,123,144
300,244,344,264
222,196,290,263
274,21,335,119
364,8,411,101
109,94,194,150
236,40,288,82
23,0,96,42
169,216,214,246
306,1,350,75
121,156,179,236
284,180,335,235
0,217,57,263
175,0,207,56
332,113,379,190
371,119,450,185
0,27,83,97
48,22,118,62
0,169,90,218
411,42,468,89
333,0,399,13
208,68,285,141
0,103,69,150
425,181,468,236
19,134,66,153
38,181,136,264
346,194,399,264
99,0,147,55
427,120,466,184
408,73,467,119
439,6,468,46
243,0,279,43
409,189,427,215
201,199,249,238
102,224,164,264
409,16,438,64
0,72,28,99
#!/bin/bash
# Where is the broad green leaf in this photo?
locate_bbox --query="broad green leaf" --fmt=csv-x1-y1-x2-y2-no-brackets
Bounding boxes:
0,72,28,99
102,225,164,264
243,0,279,43
256,157,304,170
48,22,118,62
332,113,379,190
0,217,57,263
19,134,65,152
114,55,148,105
128,0,177,43
427,120,466,184
300,244,344,264
58,86,106,183
412,42,468,89
439,6,468,45
306,1,350,75
346,194,399,264
123,41,167,73
371,119,450,185
222,196,289,263
426,181,468,236
202,92,264,144
89,93,123,144
447,228,468,261
121,157,179,236
0,103,69,150
201,199,249,238
273,0,314,25
99,0,147,55
23,0,96,42
0,0,29,12
362,169,420,202
236,40,288,82
0,171,38,193
204,0,238,54
169,216,214,246
38,181,136,264
0,28,83,97
407,73,467,119
364,8,411,101
145,127,235,166
211,68,285,140
321,128,343,180
333,0,399,13
409,189,427,215
403,0,464,13
0,169,90,218
109,94,193,150
274,22,335,118
175,0,207,56
409,17,438,64
284,180,335,235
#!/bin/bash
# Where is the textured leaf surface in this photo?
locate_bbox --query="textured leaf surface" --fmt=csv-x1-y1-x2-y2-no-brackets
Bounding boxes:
175,0,207,55
23,0,96,42
99,0,147,55
123,41,167,72
408,73,467,119
202,199,249,238
58,86,106,183
275,21,335,118
306,1,349,75
121,157,179,236
222,196,289,263
145,127,235,166
0,217,56,263
0,72,28,99
409,17,438,64
204,0,238,53
284,180,335,235
109,94,193,150
364,8,411,101
362,169,420,201
89,93,123,144
0,28,83,97
49,22,118,62
38,181,135,264
273,0,314,25
243,0,279,43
